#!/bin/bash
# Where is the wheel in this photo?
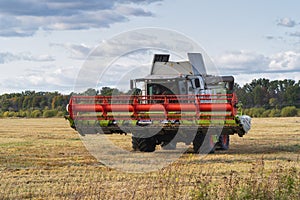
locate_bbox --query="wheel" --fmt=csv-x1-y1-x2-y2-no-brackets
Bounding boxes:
217,135,230,150
193,132,204,153
132,136,139,151
131,136,156,152
193,132,216,154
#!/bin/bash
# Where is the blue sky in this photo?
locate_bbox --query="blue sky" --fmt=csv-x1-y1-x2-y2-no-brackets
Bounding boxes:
0,0,300,94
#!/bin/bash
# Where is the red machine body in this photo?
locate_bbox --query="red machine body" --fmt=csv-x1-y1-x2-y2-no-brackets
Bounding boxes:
67,93,238,121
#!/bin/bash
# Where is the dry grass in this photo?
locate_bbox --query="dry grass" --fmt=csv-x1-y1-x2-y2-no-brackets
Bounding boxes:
0,117,299,199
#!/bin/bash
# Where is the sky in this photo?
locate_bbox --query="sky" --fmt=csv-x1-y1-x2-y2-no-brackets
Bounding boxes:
0,0,300,94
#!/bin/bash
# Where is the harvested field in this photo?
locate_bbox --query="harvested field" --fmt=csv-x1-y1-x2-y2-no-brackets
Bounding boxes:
0,118,299,199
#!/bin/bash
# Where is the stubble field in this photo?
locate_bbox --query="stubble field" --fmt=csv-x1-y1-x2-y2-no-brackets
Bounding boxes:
0,117,299,199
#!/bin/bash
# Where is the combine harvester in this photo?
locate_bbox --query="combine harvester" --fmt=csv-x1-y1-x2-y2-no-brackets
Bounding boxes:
65,53,251,153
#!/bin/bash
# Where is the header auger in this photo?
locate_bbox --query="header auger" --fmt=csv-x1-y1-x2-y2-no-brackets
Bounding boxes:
65,53,251,153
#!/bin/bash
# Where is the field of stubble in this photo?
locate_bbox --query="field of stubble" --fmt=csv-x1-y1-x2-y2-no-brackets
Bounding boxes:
0,117,299,199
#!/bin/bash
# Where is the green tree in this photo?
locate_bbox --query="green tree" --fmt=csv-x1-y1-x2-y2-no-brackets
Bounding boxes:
43,110,58,118
32,96,42,109
83,88,98,96
0,99,10,111
100,87,114,96
31,110,42,118
269,98,278,108
253,85,265,107
284,84,299,106
281,106,298,117
22,96,31,110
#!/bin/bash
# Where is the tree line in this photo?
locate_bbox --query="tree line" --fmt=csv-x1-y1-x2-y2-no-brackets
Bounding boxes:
0,79,299,118
235,78,300,117
0,91,70,118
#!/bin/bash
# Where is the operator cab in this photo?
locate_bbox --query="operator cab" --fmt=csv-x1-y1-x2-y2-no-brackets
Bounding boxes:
130,75,205,96
129,53,235,99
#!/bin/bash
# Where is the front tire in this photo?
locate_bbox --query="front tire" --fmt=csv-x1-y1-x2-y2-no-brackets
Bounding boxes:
132,136,156,152
217,135,230,150
193,132,216,154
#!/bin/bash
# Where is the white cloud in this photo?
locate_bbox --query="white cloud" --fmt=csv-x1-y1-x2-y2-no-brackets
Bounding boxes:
0,0,162,37
215,50,300,74
289,31,300,37
50,43,93,59
269,51,300,72
115,5,153,17
265,35,275,40
215,50,269,73
1,65,80,93
0,52,54,64
215,50,300,86
20,53,55,62
277,17,297,27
